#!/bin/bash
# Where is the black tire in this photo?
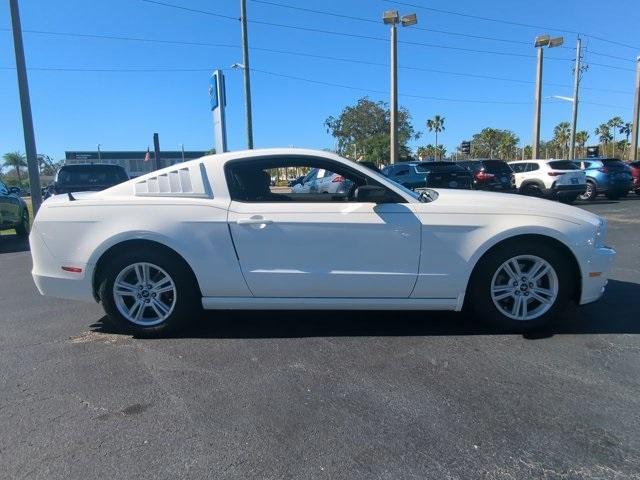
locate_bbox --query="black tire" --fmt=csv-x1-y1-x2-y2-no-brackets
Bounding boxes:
558,194,578,205
521,183,543,197
635,189,640,196
98,248,199,337
578,181,597,201
466,241,575,331
14,208,30,236
605,192,620,200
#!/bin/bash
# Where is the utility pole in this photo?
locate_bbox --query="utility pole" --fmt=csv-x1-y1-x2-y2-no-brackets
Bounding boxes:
153,133,161,171
240,0,254,149
180,144,185,163
632,56,640,161
9,0,42,213
532,47,544,159
97,143,102,162
389,20,398,164
569,38,582,160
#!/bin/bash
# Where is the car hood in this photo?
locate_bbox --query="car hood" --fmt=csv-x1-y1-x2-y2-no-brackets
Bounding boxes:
422,189,601,227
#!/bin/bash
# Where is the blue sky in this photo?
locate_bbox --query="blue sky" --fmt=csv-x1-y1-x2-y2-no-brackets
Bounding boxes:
1,0,638,161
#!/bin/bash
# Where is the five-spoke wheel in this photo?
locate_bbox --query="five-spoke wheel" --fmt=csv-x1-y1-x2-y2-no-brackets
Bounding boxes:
99,247,198,336
468,241,573,330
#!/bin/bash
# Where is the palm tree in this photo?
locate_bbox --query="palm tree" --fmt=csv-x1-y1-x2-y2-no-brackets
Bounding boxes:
595,124,612,156
607,116,624,156
553,122,571,158
575,131,589,158
426,115,445,160
2,151,27,183
620,122,632,160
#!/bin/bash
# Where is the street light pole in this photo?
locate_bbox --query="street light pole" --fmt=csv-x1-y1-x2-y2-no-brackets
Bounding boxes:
389,21,398,164
532,47,544,160
97,144,101,162
9,0,42,213
569,38,581,160
240,0,254,149
383,11,417,165
631,56,640,161
180,144,185,163
532,35,563,160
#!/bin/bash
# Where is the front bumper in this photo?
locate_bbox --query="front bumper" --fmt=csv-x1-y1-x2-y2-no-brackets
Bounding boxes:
580,246,616,305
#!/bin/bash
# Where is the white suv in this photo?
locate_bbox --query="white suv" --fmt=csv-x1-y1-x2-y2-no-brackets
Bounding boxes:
509,160,587,204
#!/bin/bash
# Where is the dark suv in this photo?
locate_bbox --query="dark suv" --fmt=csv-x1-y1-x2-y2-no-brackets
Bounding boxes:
382,161,473,190
456,159,516,192
573,158,633,200
46,164,129,198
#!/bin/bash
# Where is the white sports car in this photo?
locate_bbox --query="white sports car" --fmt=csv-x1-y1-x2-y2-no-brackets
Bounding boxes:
30,148,614,336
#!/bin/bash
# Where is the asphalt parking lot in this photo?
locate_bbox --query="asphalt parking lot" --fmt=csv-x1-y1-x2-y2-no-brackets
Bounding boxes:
1,196,639,480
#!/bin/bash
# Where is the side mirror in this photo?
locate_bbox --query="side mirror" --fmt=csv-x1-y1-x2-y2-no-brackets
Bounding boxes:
354,185,393,203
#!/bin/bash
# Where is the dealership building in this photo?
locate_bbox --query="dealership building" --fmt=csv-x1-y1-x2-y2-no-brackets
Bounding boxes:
65,150,209,178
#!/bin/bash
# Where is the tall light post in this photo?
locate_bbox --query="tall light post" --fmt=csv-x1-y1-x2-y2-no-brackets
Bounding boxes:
383,10,417,164
532,34,563,159
179,144,185,163
239,0,254,149
97,143,101,162
632,56,640,161
9,0,42,213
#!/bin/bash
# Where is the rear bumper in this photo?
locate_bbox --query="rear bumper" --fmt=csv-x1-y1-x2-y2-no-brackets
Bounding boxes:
580,246,616,305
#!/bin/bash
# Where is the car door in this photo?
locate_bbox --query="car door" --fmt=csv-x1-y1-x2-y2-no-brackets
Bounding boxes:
226,158,421,298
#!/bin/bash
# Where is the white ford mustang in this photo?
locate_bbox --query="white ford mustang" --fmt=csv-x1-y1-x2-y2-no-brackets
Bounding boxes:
30,148,614,336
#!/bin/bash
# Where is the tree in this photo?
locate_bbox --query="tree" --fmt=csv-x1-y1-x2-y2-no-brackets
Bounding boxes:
619,122,632,160
325,97,420,164
595,124,612,156
470,128,519,159
575,130,589,158
2,151,27,184
426,115,445,160
552,122,571,158
607,116,624,157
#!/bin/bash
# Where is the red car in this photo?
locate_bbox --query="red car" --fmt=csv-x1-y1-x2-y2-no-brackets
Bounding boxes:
630,161,640,195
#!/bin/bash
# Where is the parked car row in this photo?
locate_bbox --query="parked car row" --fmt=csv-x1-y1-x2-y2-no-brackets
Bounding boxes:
0,178,30,236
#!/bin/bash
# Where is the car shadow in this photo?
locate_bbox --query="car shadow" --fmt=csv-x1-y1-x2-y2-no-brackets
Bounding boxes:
0,233,30,254
90,279,640,340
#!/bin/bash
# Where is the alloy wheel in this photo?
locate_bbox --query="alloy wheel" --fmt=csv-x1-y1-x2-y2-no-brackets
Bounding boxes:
490,255,558,321
112,262,177,326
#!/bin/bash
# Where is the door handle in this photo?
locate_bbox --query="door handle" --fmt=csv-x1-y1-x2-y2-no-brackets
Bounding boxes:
236,216,273,225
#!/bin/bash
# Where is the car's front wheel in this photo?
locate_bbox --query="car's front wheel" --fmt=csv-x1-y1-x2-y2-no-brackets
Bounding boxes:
98,249,199,336
467,241,574,331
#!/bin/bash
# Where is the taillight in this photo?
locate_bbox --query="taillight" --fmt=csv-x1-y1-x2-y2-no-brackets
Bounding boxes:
332,175,345,183
547,171,563,176
598,167,609,173
474,169,495,181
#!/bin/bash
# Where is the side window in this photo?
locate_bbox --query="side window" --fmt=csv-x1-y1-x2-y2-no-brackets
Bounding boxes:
395,167,410,177
226,156,403,203
529,163,540,172
510,164,522,173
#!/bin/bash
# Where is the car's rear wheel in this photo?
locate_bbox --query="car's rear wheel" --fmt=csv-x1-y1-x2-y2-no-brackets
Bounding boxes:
467,241,574,331
521,183,543,197
579,181,596,201
558,194,578,205
99,249,198,336
15,208,30,236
